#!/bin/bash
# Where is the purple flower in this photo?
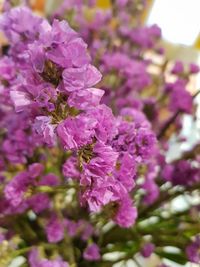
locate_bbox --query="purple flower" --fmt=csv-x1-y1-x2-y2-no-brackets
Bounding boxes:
186,236,200,263
120,108,150,128
189,63,199,74
28,193,50,213
83,243,101,261
162,160,200,186
86,104,117,143
80,174,126,212
128,25,161,49
83,142,118,178
27,19,85,71
141,243,155,258
28,163,44,178
45,215,64,243
56,114,96,150
47,36,90,69
0,7,43,45
114,196,137,228
81,178,116,212
167,80,193,113
64,219,81,237
0,57,16,81
33,116,56,146
162,164,174,182
46,19,77,45
29,248,68,267
4,163,47,208
142,179,159,205
1,113,41,164
4,170,32,207
10,90,32,112
67,88,104,110
81,221,94,241
171,61,184,75
63,64,102,92
40,173,60,186
62,157,80,180
116,0,129,7
114,152,136,192
135,127,156,160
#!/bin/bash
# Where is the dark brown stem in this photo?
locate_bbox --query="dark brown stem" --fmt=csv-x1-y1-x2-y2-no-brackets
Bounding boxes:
138,182,200,219
157,90,200,140
157,111,179,139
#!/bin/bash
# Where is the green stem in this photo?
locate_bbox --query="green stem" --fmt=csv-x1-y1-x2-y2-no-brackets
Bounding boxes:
12,246,32,257
35,184,78,193
138,182,200,219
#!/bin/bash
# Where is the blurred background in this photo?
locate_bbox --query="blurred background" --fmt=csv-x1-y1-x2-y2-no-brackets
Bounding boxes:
0,0,199,266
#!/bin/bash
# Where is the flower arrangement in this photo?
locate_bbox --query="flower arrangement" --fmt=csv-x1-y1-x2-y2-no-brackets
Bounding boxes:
0,1,199,266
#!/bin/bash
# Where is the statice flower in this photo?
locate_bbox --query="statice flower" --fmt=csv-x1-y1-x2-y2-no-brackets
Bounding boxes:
141,243,155,258
62,157,80,180
83,243,101,261
166,80,193,114
56,114,97,150
0,7,44,59
112,108,156,162
62,64,102,92
1,114,41,163
189,63,200,74
33,116,56,146
82,142,118,178
4,163,43,207
186,236,200,263
135,127,157,160
142,179,159,204
29,248,69,267
80,175,125,212
4,163,59,212
64,219,94,240
103,53,151,91
171,61,184,75
0,57,16,89
28,193,50,214
81,221,95,241
114,196,138,228
45,215,64,243
0,7,43,44
86,104,118,143
128,25,161,49
64,219,80,237
162,160,200,186
67,88,104,110
114,152,136,192
116,0,129,7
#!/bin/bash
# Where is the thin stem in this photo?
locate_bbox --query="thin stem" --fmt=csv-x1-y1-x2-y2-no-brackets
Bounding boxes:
157,110,179,139
12,246,32,257
192,89,200,99
138,182,200,218
35,184,78,193
157,89,200,139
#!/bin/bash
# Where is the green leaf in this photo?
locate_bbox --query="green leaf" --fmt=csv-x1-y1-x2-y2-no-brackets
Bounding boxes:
156,251,187,265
